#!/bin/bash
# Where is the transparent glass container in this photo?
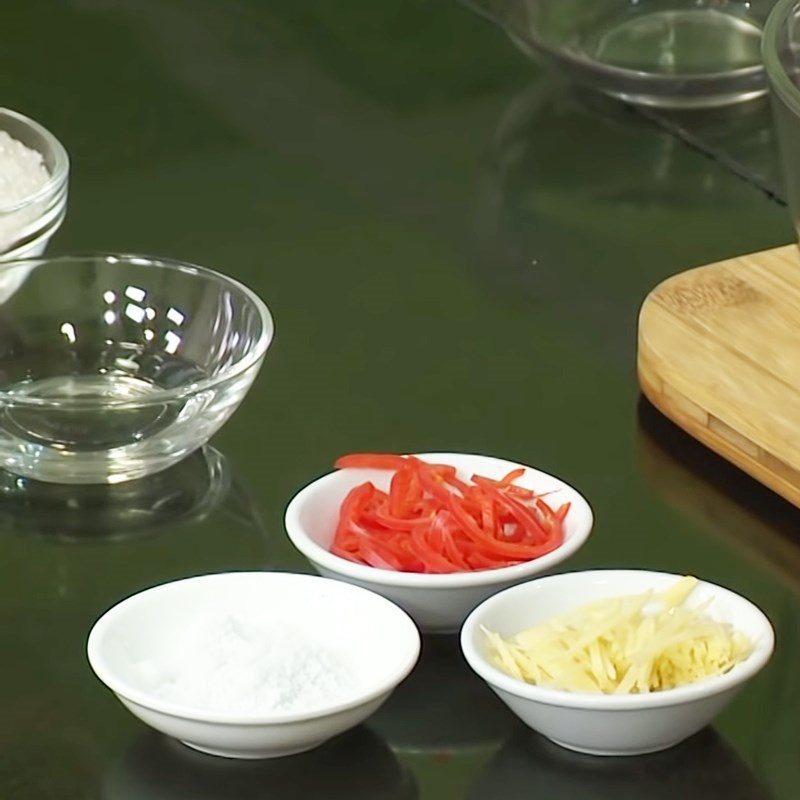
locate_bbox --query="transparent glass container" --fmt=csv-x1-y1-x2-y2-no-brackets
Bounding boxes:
764,0,800,237
465,0,777,107
0,255,273,483
0,108,69,259
0,446,231,541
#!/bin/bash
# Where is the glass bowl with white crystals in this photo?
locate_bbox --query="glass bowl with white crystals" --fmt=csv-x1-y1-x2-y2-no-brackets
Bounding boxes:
0,108,69,260
0,254,272,483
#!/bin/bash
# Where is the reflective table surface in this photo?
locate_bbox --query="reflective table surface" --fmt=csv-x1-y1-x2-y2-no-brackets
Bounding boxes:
2,1,798,797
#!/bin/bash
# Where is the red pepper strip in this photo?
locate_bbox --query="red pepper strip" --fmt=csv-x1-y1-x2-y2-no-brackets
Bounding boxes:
442,473,471,496
555,502,571,522
407,528,461,573
439,529,471,570
500,468,526,484
413,462,453,503
472,477,550,544
335,453,409,470
331,542,357,560
365,510,433,531
333,530,360,550
334,482,375,538
388,467,420,517
424,462,472,496
476,476,563,542
359,538,408,570
411,498,440,517
395,538,425,572
426,512,469,570
450,530,513,566
472,471,534,499
532,497,558,531
480,496,496,535
426,463,457,478
448,494,556,559
500,521,525,543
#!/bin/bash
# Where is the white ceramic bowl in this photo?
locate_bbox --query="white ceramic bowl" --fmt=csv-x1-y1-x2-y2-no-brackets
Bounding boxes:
461,570,775,756
284,453,593,633
87,572,420,759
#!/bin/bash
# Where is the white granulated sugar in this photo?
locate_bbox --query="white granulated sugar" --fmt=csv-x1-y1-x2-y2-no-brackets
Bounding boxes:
139,612,358,715
0,131,49,209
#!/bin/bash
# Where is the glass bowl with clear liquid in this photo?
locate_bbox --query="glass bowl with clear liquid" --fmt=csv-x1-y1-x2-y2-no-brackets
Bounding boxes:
464,0,777,107
0,255,273,483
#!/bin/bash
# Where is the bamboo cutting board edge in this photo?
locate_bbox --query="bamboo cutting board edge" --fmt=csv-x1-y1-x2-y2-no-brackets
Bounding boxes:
637,243,800,509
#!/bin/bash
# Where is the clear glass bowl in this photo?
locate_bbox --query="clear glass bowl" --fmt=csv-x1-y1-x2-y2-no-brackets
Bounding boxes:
0,108,69,259
764,0,800,236
464,0,776,107
0,254,273,483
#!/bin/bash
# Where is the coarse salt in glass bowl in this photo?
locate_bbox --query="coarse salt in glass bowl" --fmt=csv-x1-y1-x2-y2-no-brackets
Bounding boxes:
0,108,68,260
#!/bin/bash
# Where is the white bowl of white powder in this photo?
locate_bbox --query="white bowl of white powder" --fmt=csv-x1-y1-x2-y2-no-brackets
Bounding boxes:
87,572,420,759
0,108,68,262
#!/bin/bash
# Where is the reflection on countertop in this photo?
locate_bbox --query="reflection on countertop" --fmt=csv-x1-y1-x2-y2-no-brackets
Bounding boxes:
637,399,800,592
476,80,784,367
469,726,773,799
0,445,260,543
369,633,516,754
102,727,417,800
637,399,800,799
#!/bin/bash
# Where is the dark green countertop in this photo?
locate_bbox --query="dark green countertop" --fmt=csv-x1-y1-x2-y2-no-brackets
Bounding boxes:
2,1,798,797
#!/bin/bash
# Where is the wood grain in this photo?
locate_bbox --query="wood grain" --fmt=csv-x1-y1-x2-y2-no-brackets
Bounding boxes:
638,243,800,508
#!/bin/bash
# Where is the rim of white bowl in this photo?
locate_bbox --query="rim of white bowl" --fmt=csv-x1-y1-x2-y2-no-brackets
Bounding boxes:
86,571,421,725
0,253,274,409
0,107,69,214
284,453,594,588
460,569,776,710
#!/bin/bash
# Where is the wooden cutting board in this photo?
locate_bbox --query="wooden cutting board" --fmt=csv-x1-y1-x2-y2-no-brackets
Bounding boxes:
638,243,800,508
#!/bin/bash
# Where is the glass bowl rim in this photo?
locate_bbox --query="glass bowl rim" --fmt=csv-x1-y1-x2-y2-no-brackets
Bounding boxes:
0,252,274,409
762,0,800,113
463,0,767,84
0,107,69,214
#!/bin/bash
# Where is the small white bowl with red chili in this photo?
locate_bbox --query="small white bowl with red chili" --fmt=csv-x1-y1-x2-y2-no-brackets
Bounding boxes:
284,453,593,632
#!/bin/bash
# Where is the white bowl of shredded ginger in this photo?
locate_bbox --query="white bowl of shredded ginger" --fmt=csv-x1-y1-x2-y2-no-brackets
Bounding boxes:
87,572,420,759
460,570,774,757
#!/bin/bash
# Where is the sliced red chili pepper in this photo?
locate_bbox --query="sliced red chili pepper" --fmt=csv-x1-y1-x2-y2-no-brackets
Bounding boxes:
365,510,433,531
480,496,496,536
471,477,550,543
335,453,409,470
439,529,471,570
532,496,558,531
334,482,375,538
331,453,570,573
413,462,453,503
407,527,460,574
500,468,526,484
472,470,534,498
359,538,407,571
448,494,553,560
388,466,420,517
424,462,472,496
